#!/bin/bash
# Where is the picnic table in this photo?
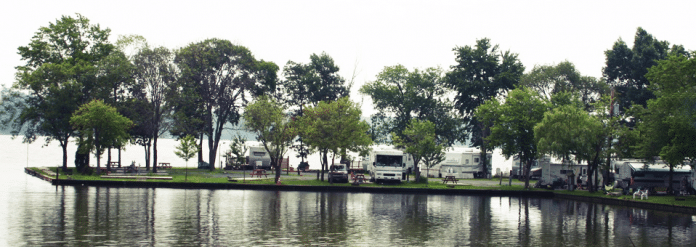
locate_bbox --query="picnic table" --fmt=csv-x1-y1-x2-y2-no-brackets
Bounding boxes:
353,174,365,183
159,163,172,169
443,176,458,184
250,169,268,178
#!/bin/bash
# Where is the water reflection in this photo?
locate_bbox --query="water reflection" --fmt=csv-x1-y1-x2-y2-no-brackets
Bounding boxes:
11,186,696,246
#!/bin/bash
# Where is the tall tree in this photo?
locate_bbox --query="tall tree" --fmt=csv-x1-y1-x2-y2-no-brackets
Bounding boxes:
446,38,525,178
633,54,696,193
535,94,608,192
521,61,608,110
132,46,176,173
391,119,446,182
6,14,114,170
243,96,297,183
477,87,547,189
296,97,373,181
360,65,460,146
282,52,350,164
70,100,132,173
603,27,688,116
96,49,136,168
175,39,277,170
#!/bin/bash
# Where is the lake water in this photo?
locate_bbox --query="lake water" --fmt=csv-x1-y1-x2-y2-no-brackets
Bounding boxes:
2,135,696,246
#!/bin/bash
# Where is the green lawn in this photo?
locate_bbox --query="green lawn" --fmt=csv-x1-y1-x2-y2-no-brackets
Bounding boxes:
40,167,696,208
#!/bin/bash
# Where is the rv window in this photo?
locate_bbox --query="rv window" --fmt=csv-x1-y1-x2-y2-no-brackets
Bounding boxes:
583,169,586,175
474,158,479,163
253,152,266,156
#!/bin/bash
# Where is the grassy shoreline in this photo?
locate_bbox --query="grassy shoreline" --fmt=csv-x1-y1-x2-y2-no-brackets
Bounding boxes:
33,167,696,211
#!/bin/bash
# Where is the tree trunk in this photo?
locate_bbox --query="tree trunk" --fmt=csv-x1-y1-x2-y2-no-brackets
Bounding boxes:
668,165,674,194
480,122,490,178
524,159,532,189
198,133,204,163
587,163,595,193
61,141,68,171
321,150,328,181
274,158,282,184
118,148,122,168
414,157,421,183
153,135,158,173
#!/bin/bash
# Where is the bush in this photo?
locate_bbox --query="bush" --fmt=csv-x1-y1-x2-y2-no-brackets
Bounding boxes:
297,162,309,170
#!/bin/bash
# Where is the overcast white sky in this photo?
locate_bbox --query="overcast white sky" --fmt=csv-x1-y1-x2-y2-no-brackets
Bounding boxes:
2,0,696,117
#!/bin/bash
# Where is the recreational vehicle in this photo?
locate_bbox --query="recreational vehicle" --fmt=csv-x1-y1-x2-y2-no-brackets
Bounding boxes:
615,159,691,192
511,156,549,179
247,145,271,170
364,145,414,183
433,147,493,178
539,158,588,189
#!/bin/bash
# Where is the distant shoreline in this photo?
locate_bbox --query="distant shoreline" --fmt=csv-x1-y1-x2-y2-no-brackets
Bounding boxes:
26,167,696,215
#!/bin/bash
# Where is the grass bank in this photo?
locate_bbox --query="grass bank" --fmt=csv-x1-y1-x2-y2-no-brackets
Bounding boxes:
36,167,696,211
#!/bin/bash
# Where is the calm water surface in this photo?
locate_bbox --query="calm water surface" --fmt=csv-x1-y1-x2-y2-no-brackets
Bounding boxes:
1,136,695,246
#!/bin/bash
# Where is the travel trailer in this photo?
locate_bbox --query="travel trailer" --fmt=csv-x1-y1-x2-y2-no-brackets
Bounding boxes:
247,145,271,170
539,158,588,189
511,156,549,179
614,159,691,191
364,145,414,183
433,147,493,179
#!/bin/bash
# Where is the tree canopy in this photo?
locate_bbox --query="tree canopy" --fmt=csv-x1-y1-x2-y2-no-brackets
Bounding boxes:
446,38,524,177
603,27,689,115
8,14,115,170
70,99,132,173
175,38,276,170
391,119,446,182
243,96,297,183
477,87,547,188
360,65,460,145
633,54,696,192
296,97,373,181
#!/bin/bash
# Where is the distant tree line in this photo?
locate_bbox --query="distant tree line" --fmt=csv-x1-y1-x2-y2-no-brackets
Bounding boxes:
2,15,694,191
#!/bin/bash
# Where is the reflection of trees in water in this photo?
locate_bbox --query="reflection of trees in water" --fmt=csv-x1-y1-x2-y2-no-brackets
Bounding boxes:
290,192,349,245
26,188,696,246
396,194,437,244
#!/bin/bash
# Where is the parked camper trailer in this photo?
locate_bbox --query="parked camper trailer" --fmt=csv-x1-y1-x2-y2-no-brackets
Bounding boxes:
614,159,692,192
540,158,588,189
247,145,271,170
364,145,414,183
511,156,549,179
433,147,492,178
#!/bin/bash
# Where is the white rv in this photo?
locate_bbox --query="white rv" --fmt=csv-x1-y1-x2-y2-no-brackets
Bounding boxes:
614,159,691,190
539,158,588,188
247,145,271,170
430,147,493,178
364,145,414,183
511,156,549,179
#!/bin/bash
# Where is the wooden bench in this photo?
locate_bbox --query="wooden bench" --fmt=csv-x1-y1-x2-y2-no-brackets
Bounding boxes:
250,169,268,178
443,176,458,184
159,163,172,169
